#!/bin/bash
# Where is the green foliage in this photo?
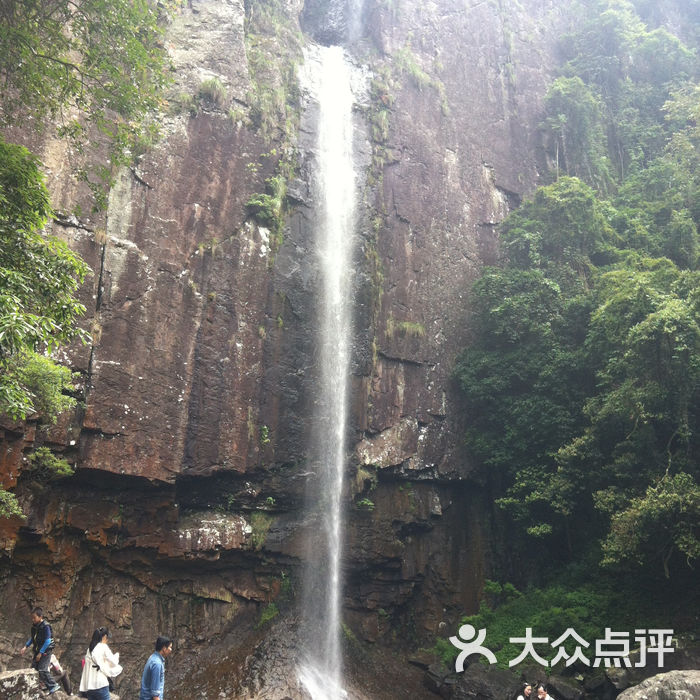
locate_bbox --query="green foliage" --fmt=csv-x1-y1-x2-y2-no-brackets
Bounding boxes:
457,186,699,575
545,0,697,183
0,0,172,122
0,0,174,203
555,263,700,540
0,0,173,421
0,488,24,520
395,46,432,90
246,175,286,228
341,622,360,645
0,139,88,420
501,177,619,277
198,77,227,106
4,351,78,422
386,317,426,339
455,186,600,537
394,45,449,114
456,0,700,583
246,192,277,226
543,77,612,190
0,447,74,520
170,92,198,117
601,472,700,577
433,635,459,668
250,511,274,550
665,209,698,269
354,466,378,497
436,557,696,669
27,447,75,481
368,64,396,188
482,579,522,606
244,0,303,143
356,497,375,511
255,601,279,628
432,575,629,670
246,175,287,257
280,570,292,596
461,583,611,668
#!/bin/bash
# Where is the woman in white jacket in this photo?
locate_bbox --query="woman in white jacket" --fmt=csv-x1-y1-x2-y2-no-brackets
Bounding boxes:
516,682,533,700
78,627,123,700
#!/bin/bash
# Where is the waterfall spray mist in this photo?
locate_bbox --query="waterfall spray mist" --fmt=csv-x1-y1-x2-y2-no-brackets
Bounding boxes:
298,45,358,700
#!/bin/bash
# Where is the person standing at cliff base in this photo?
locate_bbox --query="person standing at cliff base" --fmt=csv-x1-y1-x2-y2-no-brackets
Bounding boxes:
139,635,173,700
18,607,60,695
516,682,533,700
536,683,556,700
79,626,123,699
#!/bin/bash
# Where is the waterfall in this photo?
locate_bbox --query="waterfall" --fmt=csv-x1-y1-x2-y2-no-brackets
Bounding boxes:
298,44,359,700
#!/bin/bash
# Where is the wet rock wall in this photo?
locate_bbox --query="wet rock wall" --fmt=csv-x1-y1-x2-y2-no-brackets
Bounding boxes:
0,0,571,694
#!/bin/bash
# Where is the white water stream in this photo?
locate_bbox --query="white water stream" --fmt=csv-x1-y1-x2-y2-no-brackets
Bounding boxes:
298,45,359,700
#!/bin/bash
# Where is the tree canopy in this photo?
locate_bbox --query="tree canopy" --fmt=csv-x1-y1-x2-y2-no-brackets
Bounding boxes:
457,0,700,583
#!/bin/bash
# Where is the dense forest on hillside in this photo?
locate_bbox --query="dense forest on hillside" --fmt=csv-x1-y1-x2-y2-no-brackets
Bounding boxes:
453,0,699,663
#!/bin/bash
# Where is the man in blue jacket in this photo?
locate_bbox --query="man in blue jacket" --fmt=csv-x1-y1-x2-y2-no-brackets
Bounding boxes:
139,635,173,700
19,607,60,694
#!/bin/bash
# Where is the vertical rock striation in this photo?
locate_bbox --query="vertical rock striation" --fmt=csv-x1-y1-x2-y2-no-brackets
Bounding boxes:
0,0,573,695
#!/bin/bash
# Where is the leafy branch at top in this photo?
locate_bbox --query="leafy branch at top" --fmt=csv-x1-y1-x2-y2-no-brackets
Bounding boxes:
0,0,176,207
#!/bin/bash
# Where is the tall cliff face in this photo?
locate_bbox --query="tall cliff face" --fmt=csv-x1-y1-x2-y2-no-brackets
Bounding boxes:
0,0,570,694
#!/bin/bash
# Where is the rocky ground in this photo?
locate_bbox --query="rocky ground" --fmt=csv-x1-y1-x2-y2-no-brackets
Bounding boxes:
0,668,119,699
3,666,700,700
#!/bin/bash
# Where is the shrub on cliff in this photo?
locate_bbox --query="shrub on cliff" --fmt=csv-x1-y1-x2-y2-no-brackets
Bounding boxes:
0,139,88,421
198,77,227,106
27,447,75,481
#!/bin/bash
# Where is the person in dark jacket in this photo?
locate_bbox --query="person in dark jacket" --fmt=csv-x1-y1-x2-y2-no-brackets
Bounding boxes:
19,607,60,695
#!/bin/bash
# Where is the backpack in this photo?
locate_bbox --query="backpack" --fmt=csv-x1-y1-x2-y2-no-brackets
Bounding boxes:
49,654,72,695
